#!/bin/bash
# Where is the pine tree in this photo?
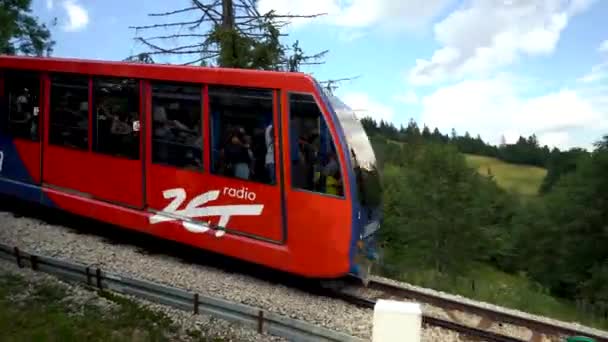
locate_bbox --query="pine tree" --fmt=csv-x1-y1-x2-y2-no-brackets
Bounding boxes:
422,125,431,140
128,0,326,71
0,0,55,56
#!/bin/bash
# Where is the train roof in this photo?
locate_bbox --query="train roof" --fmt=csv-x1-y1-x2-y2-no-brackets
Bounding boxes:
0,55,318,90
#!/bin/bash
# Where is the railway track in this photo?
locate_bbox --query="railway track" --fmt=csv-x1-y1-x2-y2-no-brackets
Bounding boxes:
332,277,608,342
330,289,525,342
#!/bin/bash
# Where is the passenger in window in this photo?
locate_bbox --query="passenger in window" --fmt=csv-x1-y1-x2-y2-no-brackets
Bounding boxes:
224,128,251,180
243,134,255,178
215,125,234,175
171,117,189,131
12,88,34,137
78,102,89,126
110,111,133,155
187,133,203,168
16,88,31,113
153,107,170,136
251,127,267,183
323,152,342,196
110,111,131,135
96,102,112,151
153,106,172,162
298,133,316,191
264,124,275,184
183,116,202,168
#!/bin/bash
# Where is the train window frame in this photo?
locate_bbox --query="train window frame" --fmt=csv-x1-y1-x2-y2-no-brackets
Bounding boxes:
208,84,277,186
150,81,204,172
48,73,91,151
91,77,141,160
287,91,345,200
1,69,42,142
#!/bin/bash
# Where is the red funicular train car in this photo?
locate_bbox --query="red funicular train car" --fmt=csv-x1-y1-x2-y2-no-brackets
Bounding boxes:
0,56,382,281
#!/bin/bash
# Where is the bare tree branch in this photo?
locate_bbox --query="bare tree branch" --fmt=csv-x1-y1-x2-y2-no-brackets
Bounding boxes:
235,0,259,17
318,76,361,84
145,49,217,56
129,18,206,31
182,54,220,65
318,75,361,94
242,0,262,18
300,49,328,61
123,53,155,64
136,37,210,53
148,6,198,17
140,33,213,41
232,13,326,20
192,0,222,23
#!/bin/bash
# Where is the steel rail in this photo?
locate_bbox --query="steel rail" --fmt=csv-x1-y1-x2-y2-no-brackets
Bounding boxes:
330,289,526,342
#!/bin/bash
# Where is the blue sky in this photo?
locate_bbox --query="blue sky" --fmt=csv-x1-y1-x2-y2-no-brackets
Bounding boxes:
32,0,608,150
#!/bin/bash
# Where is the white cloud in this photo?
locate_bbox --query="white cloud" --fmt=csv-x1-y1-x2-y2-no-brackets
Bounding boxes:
538,131,571,148
46,0,53,10
599,39,608,53
256,0,452,30
408,0,595,86
337,30,367,42
340,92,395,122
393,90,419,105
418,75,606,149
578,62,608,83
62,0,88,32
578,39,608,83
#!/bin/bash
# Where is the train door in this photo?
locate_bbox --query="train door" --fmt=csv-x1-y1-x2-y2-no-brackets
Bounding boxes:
0,70,43,189
145,82,284,243
42,74,144,208
282,92,352,266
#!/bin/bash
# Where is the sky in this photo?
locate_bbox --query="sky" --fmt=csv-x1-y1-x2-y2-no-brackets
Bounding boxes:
31,0,608,150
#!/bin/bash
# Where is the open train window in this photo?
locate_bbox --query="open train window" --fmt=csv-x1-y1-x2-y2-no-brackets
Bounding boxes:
151,82,202,171
92,78,140,160
209,86,275,185
288,93,344,197
49,74,89,150
1,70,40,141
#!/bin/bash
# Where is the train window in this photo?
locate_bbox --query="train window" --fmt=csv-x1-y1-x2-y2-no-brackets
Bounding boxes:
49,74,90,150
2,70,40,141
92,78,140,159
288,93,343,197
151,82,202,170
209,86,275,184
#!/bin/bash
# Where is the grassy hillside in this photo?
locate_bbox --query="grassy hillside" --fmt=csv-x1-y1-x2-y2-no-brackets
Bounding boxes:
400,263,608,330
379,139,547,195
464,154,547,196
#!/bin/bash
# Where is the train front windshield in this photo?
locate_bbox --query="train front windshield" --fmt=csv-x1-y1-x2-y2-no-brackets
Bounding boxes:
326,94,382,237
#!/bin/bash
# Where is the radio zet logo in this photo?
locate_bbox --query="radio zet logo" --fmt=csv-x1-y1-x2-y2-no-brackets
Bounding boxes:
150,187,264,238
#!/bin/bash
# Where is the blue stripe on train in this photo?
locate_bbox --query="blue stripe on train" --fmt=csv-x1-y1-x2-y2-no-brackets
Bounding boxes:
0,177,45,203
312,84,362,276
0,134,52,205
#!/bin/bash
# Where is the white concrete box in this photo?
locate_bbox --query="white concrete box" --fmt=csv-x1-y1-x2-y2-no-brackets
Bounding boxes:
372,299,422,342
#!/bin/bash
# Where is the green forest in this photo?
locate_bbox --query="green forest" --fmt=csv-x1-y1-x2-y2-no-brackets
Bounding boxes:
364,117,608,328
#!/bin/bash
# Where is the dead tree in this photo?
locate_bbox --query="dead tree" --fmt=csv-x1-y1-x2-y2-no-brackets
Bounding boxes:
127,0,328,70
318,76,361,95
